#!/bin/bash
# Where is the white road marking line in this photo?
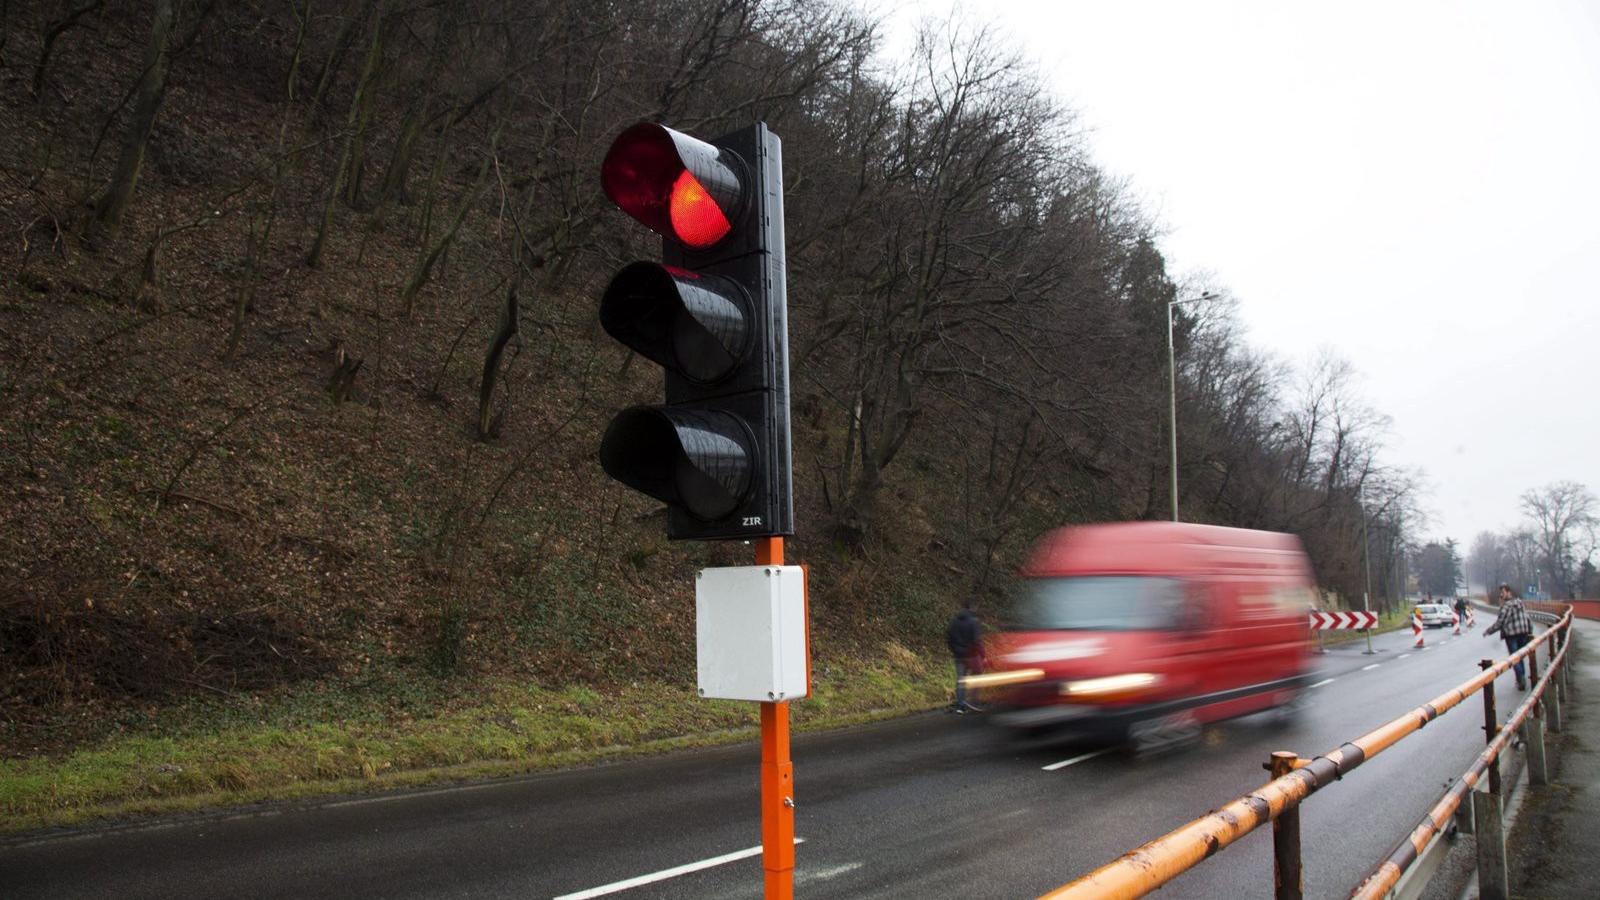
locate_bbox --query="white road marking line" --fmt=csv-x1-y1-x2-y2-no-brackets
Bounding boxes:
1398,653,1411,659
1309,678,1336,689
554,839,805,899
1421,646,1432,651
1362,664,1382,671
1042,748,1112,771
798,862,864,884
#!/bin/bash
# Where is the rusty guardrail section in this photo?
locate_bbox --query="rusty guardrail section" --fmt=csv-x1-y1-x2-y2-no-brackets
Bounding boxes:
1039,606,1575,900
1349,612,1573,900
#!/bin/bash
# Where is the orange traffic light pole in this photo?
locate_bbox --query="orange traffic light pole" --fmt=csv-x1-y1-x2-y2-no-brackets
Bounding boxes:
755,536,794,900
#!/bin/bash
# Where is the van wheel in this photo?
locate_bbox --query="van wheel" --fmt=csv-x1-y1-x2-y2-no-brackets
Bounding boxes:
1127,712,1201,757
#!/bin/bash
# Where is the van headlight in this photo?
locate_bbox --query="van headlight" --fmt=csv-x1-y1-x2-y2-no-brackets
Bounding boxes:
1062,673,1162,698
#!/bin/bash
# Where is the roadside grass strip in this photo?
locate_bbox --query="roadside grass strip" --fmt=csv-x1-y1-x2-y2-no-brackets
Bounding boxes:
0,647,948,834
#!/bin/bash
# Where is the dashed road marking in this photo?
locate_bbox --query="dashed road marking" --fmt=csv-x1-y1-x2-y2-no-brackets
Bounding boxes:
1362,664,1381,671
554,839,805,899
1042,748,1113,771
798,863,864,885
1398,653,1411,659
1309,678,1337,689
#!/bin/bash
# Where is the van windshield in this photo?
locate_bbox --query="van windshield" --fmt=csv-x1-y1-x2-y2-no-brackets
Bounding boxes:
1012,576,1187,631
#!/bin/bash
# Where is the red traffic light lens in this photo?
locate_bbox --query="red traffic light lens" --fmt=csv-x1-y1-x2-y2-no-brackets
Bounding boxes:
670,170,731,248
602,123,742,249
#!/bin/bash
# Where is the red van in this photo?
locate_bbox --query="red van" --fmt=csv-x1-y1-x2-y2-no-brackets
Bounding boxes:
977,522,1315,750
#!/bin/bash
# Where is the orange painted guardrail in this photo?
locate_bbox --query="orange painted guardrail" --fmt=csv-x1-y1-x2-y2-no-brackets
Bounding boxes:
1349,615,1572,899
1039,606,1575,900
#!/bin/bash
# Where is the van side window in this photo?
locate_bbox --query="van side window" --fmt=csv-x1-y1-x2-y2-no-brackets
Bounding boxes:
1178,582,1210,630
1014,576,1187,631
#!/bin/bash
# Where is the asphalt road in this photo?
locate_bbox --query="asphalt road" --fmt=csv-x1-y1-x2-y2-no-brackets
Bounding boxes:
0,621,1539,900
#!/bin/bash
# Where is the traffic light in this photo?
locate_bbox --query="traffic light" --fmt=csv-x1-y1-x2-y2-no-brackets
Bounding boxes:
597,121,793,541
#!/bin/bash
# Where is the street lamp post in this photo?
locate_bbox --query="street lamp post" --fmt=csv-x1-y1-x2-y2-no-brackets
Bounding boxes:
1359,487,1375,655
1166,292,1216,522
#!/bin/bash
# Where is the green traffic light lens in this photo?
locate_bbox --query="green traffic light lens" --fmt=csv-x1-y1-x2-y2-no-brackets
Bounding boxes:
600,408,754,521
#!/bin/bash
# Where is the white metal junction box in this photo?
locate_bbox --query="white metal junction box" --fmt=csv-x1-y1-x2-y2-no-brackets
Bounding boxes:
695,565,809,702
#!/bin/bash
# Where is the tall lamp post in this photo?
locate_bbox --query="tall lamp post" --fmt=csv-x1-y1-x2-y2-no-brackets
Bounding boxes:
1358,486,1375,655
1167,292,1216,521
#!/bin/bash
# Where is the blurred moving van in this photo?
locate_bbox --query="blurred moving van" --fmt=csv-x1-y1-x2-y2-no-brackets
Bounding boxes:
977,522,1315,749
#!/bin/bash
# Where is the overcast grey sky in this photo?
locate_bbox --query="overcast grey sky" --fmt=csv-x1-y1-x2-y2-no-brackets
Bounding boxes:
886,0,1600,544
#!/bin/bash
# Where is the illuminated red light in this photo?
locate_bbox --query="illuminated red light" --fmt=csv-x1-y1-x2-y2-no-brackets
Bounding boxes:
670,170,732,248
601,123,740,250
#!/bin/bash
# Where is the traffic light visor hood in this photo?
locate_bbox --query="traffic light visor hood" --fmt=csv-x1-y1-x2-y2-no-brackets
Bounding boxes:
600,408,755,521
602,123,742,249
600,262,750,384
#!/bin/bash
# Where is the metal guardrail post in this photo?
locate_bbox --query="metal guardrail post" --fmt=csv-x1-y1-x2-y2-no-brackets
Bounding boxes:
1474,790,1509,900
1526,698,1548,785
1556,628,1570,701
1454,789,1474,836
1269,751,1302,900
1548,639,1564,733
1479,659,1500,797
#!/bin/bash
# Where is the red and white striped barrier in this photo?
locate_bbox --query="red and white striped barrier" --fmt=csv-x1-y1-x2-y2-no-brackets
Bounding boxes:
1413,610,1425,648
1309,611,1379,630
1452,609,1461,635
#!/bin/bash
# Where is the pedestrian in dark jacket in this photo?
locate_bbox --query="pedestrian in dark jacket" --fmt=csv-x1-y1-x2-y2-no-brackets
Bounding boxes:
946,601,981,713
1485,584,1534,689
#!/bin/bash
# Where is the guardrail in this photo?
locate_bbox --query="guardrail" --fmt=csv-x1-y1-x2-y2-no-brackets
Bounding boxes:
1039,606,1575,900
1349,615,1572,899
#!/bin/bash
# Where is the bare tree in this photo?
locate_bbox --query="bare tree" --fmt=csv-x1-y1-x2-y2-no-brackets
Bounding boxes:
1521,480,1597,597
87,0,215,239
86,0,175,237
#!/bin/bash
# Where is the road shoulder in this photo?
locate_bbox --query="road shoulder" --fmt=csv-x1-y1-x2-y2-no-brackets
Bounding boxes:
1502,617,1598,898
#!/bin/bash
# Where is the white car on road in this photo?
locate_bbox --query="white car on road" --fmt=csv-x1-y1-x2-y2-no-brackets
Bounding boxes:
1414,603,1455,628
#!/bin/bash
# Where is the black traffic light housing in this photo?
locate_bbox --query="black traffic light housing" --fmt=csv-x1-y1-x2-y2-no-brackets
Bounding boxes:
598,122,793,540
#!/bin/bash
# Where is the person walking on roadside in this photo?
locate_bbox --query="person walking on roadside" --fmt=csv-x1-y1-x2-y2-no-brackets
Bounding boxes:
1453,595,1469,628
946,600,981,713
1485,583,1534,690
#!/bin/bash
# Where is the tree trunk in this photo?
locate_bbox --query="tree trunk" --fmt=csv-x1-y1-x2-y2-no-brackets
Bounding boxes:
400,116,501,316
306,2,385,268
477,281,521,439
341,31,384,209
378,6,454,204
88,0,174,238
284,0,313,101
32,1,103,97
309,0,372,110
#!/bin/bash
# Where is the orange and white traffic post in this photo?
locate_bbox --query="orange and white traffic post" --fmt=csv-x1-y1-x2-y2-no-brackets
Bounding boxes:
594,118,804,900
1413,608,1425,648
756,537,798,900
1452,608,1462,635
